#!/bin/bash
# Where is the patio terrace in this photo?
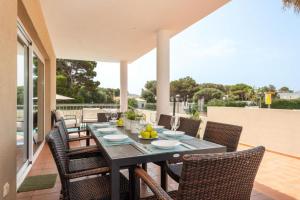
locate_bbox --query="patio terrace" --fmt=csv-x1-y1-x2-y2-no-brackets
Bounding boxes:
1,0,300,199
17,139,300,200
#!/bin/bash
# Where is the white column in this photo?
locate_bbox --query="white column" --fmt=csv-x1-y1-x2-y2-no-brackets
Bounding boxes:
120,61,128,112
156,30,170,119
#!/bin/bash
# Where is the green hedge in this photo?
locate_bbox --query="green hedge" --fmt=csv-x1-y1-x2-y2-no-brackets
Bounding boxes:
207,99,247,107
262,99,300,109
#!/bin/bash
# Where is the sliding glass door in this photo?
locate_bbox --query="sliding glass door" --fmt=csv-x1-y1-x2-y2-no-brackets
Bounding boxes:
16,37,29,172
32,53,45,154
16,23,45,183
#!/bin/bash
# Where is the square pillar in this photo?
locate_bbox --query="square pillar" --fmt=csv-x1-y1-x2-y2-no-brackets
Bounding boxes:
120,61,128,112
156,30,171,118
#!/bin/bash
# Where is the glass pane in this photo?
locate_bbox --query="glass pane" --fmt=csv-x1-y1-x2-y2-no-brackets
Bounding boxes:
17,40,28,172
33,53,44,154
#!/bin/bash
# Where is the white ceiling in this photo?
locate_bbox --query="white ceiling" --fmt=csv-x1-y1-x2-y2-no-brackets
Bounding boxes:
40,0,229,63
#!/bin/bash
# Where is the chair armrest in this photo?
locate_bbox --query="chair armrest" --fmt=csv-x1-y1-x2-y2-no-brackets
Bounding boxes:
67,146,100,156
67,128,87,134
67,135,92,142
65,167,110,179
135,167,173,200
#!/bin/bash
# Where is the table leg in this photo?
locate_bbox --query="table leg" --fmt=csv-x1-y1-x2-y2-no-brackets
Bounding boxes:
142,163,147,171
86,129,90,146
111,164,120,200
160,162,168,191
129,166,140,200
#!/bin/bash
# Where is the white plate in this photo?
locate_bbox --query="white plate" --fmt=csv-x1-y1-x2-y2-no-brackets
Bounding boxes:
138,135,158,140
151,140,180,149
153,125,164,129
97,127,117,133
103,134,128,142
109,119,118,123
163,130,185,137
93,123,110,128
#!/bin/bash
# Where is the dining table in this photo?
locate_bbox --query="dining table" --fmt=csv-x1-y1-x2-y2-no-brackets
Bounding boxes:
87,123,226,200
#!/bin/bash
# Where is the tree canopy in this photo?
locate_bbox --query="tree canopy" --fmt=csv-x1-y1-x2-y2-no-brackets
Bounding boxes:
141,80,157,103
170,76,198,100
228,84,253,101
279,86,293,93
193,88,225,103
56,59,119,103
283,0,300,13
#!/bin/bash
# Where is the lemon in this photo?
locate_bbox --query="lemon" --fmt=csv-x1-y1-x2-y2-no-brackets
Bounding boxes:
117,119,124,126
145,124,153,132
141,131,150,139
150,131,158,138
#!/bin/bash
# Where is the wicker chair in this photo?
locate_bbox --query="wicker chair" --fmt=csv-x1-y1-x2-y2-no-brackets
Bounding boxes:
97,113,108,122
51,128,108,172
56,121,101,158
177,117,201,137
60,118,95,144
46,130,129,200
166,121,243,183
137,146,265,200
158,114,172,130
203,121,242,152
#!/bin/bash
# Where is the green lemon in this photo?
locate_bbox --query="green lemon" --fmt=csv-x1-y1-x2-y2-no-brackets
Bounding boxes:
145,124,153,132
141,131,150,139
150,131,158,138
117,119,124,126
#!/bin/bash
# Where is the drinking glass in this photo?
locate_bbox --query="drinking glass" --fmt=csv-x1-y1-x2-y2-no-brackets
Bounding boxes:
105,110,111,122
150,113,156,125
170,116,180,133
111,111,118,121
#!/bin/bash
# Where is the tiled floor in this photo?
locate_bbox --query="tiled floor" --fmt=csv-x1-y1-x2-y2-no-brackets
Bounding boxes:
17,138,300,200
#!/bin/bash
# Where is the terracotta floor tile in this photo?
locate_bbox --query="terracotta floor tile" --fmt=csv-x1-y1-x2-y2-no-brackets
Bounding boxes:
17,143,300,200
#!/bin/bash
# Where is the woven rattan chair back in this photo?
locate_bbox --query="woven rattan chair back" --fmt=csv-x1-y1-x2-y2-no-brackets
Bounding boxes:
177,146,265,200
203,121,242,152
177,117,201,137
158,114,172,130
46,129,70,198
55,120,70,150
97,113,107,122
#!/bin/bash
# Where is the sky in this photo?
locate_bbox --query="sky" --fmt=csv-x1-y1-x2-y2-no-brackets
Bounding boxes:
94,0,300,95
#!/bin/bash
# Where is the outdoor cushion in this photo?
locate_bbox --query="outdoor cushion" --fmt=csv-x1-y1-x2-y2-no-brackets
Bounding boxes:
82,118,98,123
65,119,78,128
55,110,64,121
82,108,101,123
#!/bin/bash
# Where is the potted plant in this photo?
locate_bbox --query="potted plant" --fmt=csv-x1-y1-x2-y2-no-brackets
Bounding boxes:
124,109,143,132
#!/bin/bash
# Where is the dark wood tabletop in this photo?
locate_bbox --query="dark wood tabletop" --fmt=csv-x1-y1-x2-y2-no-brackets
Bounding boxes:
87,124,226,200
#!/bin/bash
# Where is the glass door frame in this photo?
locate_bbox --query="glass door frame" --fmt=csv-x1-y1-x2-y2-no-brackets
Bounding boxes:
16,24,30,183
16,20,46,187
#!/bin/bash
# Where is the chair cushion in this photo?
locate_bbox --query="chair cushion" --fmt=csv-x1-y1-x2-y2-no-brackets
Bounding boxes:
65,119,77,128
69,174,129,200
55,110,64,121
69,156,108,173
141,190,178,200
82,118,98,123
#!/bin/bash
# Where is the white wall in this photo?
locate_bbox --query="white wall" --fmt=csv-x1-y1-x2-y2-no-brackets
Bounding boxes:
207,107,300,157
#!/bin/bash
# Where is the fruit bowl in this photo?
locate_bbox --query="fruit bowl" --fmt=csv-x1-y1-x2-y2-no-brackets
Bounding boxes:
138,135,158,140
